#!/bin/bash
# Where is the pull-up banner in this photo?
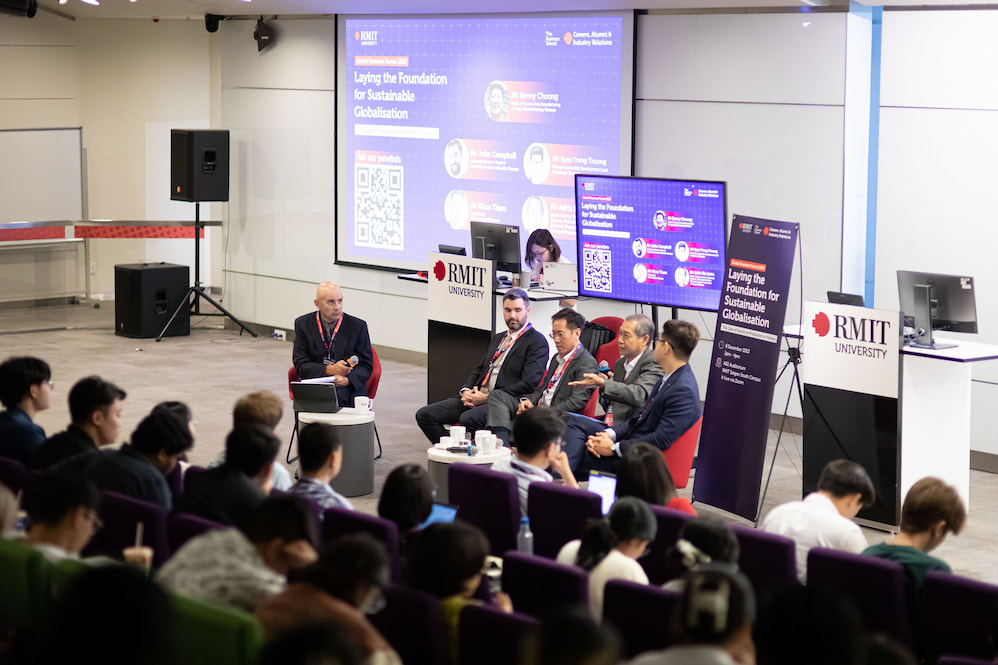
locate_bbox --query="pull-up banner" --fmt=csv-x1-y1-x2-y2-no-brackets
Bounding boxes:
693,215,799,521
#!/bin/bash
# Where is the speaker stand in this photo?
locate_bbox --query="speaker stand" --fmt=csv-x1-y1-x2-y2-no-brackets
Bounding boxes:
156,203,258,342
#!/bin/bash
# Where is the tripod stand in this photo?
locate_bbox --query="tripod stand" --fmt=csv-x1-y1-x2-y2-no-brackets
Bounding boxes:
157,202,257,342
755,336,804,523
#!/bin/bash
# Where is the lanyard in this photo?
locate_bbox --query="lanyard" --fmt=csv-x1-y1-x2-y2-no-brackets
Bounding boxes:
482,323,532,386
545,343,582,392
316,312,343,360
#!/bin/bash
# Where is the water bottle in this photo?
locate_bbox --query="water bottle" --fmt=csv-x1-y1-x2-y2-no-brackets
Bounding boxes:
516,516,534,555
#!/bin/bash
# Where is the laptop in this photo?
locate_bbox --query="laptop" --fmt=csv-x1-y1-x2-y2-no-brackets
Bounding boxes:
290,381,340,413
542,262,578,292
587,469,618,515
420,502,459,527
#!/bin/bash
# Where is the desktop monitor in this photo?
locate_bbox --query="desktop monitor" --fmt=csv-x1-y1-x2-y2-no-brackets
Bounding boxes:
470,221,521,274
827,291,865,307
896,270,978,348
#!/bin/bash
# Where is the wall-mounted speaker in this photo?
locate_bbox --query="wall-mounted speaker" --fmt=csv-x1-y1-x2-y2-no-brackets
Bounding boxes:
170,129,230,202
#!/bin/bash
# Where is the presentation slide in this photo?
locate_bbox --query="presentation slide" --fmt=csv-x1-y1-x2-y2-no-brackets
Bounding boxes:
336,13,633,272
576,175,728,311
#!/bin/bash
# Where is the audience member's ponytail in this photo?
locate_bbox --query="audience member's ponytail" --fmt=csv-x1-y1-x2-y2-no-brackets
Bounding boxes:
574,497,656,571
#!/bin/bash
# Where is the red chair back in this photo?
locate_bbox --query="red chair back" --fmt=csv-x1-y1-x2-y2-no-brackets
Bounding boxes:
368,348,382,400
595,340,621,371
287,366,299,400
662,416,702,489
591,316,624,337
580,389,600,419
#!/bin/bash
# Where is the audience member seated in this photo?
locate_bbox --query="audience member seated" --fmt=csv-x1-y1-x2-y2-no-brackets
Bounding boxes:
492,407,578,516
157,495,319,612
662,518,740,592
753,585,863,665
556,496,656,620
407,521,513,665
259,621,361,665
415,288,548,444
863,476,966,619
377,463,433,534
563,320,701,477
58,407,193,511
616,442,696,516
175,423,278,526
46,563,180,665
490,308,597,446
21,469,100,562
0,356,52,464
859,634,917,665
760,459,875,582
31,376,126,471
288,422,352,514
523,608,621,665
568,314,664,426
629,565,756,665
293,281,373,408
257,533,400,664
210,390,293,491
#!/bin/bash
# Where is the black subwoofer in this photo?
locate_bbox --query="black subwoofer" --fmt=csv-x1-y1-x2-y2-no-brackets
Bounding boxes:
114,263,190,338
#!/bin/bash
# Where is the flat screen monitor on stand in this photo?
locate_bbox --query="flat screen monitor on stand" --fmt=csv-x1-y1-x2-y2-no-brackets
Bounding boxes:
897,270,978,349
470,221,521,284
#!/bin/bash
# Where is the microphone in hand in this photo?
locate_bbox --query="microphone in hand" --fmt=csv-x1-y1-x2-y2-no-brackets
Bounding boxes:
598,360,611,376
348,355,359,367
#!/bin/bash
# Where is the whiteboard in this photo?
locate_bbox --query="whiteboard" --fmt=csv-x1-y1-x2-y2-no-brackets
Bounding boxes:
0,128,84,224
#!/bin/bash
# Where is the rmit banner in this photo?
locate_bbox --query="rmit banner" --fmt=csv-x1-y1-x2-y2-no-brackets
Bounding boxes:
427,252,494,331
694,215,798,521
803,302,900,399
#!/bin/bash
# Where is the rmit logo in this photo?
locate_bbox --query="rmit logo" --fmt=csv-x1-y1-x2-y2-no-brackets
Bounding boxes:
359,30,378,41
812,311,891,344
434,260,487,287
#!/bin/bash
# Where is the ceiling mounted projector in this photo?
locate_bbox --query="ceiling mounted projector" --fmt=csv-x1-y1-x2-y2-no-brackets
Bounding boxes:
254,18,275,52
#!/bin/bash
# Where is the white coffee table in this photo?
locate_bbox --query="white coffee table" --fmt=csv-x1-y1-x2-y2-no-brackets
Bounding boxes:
426,444,511,504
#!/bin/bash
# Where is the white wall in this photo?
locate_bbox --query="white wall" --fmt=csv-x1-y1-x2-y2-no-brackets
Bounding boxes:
875,10,998,456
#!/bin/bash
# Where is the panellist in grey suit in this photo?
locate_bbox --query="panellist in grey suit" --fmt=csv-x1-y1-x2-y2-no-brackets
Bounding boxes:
488,308,597,444
586,314,665,424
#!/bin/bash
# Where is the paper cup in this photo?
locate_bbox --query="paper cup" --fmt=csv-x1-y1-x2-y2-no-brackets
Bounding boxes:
480,435,497,455
123,546,154,575
520,270,532,287
439,436,453,447
450,426,466,443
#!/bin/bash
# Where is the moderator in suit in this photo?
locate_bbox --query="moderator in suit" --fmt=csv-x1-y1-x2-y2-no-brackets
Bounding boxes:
415,324,549,444
601,346,665,424
487,345,598,433
293,310,373,407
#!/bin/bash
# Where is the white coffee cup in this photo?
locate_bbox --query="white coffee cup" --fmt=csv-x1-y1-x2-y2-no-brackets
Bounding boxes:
480,434,497,455
450,426,466,444
354,396,371,411
439,435,453,447
520,270,533,288
475,430,491,446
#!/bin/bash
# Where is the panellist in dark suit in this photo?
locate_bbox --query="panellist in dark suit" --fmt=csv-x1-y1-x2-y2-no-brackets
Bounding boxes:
416,289,549,444
488,308,597,445
293,282,373,408
568,314,664,425
564,320,702,476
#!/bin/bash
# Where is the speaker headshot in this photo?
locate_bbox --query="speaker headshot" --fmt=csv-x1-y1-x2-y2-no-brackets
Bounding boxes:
522,195,548,233
524,143,549,185
654,210,667,231
444,138,466,178
444,190,471,230
675,241,690,262
485,81,510,121
675,266,690,287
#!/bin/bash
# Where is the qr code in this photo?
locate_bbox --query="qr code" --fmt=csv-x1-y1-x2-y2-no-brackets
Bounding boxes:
583,247,612,293
355,164,404,250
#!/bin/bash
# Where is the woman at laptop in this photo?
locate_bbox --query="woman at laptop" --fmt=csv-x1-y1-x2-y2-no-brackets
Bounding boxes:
616,443,696,516
525,229,576,307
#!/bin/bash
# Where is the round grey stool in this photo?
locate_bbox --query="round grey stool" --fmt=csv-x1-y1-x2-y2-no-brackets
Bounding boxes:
298,408,376,497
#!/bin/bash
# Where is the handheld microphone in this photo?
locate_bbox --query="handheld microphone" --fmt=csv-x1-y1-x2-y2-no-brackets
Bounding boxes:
348,355,359,367
598,360,611,376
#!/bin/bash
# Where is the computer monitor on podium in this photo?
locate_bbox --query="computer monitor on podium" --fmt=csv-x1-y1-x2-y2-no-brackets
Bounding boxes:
897,270,978,349
470,221,521,274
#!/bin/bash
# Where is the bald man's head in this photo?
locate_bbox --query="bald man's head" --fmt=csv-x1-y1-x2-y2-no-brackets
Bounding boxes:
314,282,344,323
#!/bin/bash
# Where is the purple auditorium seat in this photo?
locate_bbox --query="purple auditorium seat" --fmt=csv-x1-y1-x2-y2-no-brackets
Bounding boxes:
164,463,184,500
642,505,693,584
459,603,539,665
0,456,27,495
183,464,208,487
730,525,798,598
527,482,601,559
322,506,402,583
448,464,519,556
501,551,588,618
923,571,998,662
167,512,226,554
83,490,170,567
807,547,913,649
603,579,681,658
369,584,446,665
